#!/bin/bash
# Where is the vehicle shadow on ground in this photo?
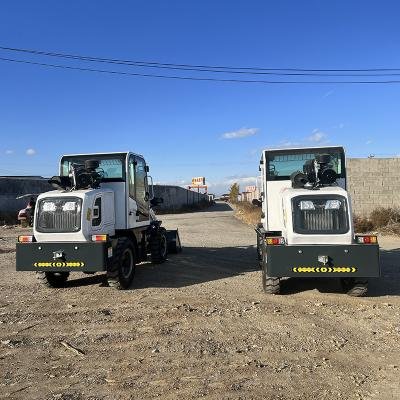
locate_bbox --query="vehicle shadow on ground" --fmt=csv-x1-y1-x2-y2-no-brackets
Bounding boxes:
64,247,399,296
132,245,257,289
65,273,106,288
63,245,257,289
279,248,400,297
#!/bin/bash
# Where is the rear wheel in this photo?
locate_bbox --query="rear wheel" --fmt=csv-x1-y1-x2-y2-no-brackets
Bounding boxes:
256,231,263,269
261,246,280,294
107,237,136,290
36,271,69,288
341,278,368,297
150,228,168,264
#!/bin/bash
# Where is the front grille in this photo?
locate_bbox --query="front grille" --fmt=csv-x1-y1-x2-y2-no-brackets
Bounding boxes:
292,195,349,234
36,197,82,233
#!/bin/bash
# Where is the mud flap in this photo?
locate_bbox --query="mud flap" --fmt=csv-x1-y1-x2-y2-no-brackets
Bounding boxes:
166,229,182,253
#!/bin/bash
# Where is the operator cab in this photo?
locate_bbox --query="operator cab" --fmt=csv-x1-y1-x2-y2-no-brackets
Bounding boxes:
262,146,346,187
259,146,349,238
58,152,152,230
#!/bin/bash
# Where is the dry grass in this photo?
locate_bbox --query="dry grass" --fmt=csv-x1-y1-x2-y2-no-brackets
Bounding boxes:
353,215,374,233
354,207,400,234
233,201,262,226
370,207,400,227
378,223,400,235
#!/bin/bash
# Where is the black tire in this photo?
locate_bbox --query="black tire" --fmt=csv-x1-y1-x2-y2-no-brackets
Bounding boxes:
256,232,263,269
150,228,168,264
36,271,69,288
107,237,136,290
340,278,368,297
261,246,280,294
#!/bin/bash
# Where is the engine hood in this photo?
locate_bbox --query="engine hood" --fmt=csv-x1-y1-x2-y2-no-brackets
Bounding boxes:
280,186,354,245
34,188,115,242
281,185,349,202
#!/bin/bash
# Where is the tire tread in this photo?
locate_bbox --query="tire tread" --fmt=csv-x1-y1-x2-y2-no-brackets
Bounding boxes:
107,237,135,290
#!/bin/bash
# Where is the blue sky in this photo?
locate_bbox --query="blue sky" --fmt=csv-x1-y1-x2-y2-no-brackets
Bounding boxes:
1,1,400,194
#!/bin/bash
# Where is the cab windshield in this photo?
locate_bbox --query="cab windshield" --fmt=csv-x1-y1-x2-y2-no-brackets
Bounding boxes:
265,148,345,181
60,154,126,182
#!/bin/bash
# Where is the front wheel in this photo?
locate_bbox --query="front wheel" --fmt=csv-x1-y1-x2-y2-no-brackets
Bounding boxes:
340,278,368,297
107,238,136,290
36,271,69,288
150,228,168,264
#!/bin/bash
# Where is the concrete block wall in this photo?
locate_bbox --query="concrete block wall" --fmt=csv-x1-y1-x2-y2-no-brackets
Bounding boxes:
153,185,208,210
0,177,208,219
347,158,400,217
0,177,52,213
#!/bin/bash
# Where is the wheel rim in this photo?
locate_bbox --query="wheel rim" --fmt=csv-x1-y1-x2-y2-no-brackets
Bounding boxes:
121,248,134,279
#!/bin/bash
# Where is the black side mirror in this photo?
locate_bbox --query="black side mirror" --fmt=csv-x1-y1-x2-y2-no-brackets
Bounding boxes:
150,197,164,206
252,199,262,207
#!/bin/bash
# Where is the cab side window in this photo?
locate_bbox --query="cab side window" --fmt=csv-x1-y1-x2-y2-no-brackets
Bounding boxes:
128,156,135,199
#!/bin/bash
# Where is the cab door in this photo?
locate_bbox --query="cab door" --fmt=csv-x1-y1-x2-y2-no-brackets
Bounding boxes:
127,155,150,227
134,156,150,222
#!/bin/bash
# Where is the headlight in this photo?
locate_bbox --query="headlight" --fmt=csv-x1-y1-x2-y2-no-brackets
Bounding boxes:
325,200,341,210
299,200,315,210
62,201,78,211
42,201,56,212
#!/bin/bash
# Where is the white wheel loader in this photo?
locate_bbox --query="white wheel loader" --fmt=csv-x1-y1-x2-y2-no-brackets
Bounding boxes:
254,146,379,296
16,152,181,289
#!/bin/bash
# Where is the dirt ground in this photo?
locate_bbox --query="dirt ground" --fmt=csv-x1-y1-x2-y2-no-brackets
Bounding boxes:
0,202,399,400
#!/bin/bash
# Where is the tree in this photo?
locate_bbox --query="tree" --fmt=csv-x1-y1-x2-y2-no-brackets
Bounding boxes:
229,183,240,203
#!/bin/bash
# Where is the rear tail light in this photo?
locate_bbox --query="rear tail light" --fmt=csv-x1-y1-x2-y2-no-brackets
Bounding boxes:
91,234,108,242
356,235,377,244
18,235,34,243
266,237,285,245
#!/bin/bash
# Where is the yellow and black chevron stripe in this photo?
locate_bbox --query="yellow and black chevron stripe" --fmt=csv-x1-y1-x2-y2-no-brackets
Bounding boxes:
33,262,85,268
292,267,357,273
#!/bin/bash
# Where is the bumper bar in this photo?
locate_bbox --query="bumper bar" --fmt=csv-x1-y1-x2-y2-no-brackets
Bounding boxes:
16,242,110,272
266,244,380,278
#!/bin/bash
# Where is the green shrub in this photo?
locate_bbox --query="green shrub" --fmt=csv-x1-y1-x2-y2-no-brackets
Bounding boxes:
229,183,240,204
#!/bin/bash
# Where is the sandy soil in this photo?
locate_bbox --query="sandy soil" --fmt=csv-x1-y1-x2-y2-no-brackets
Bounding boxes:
0,202,399,400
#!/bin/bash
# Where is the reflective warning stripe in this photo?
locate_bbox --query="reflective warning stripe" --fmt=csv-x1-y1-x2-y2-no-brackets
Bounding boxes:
292,266,357,273
33,262,84,268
